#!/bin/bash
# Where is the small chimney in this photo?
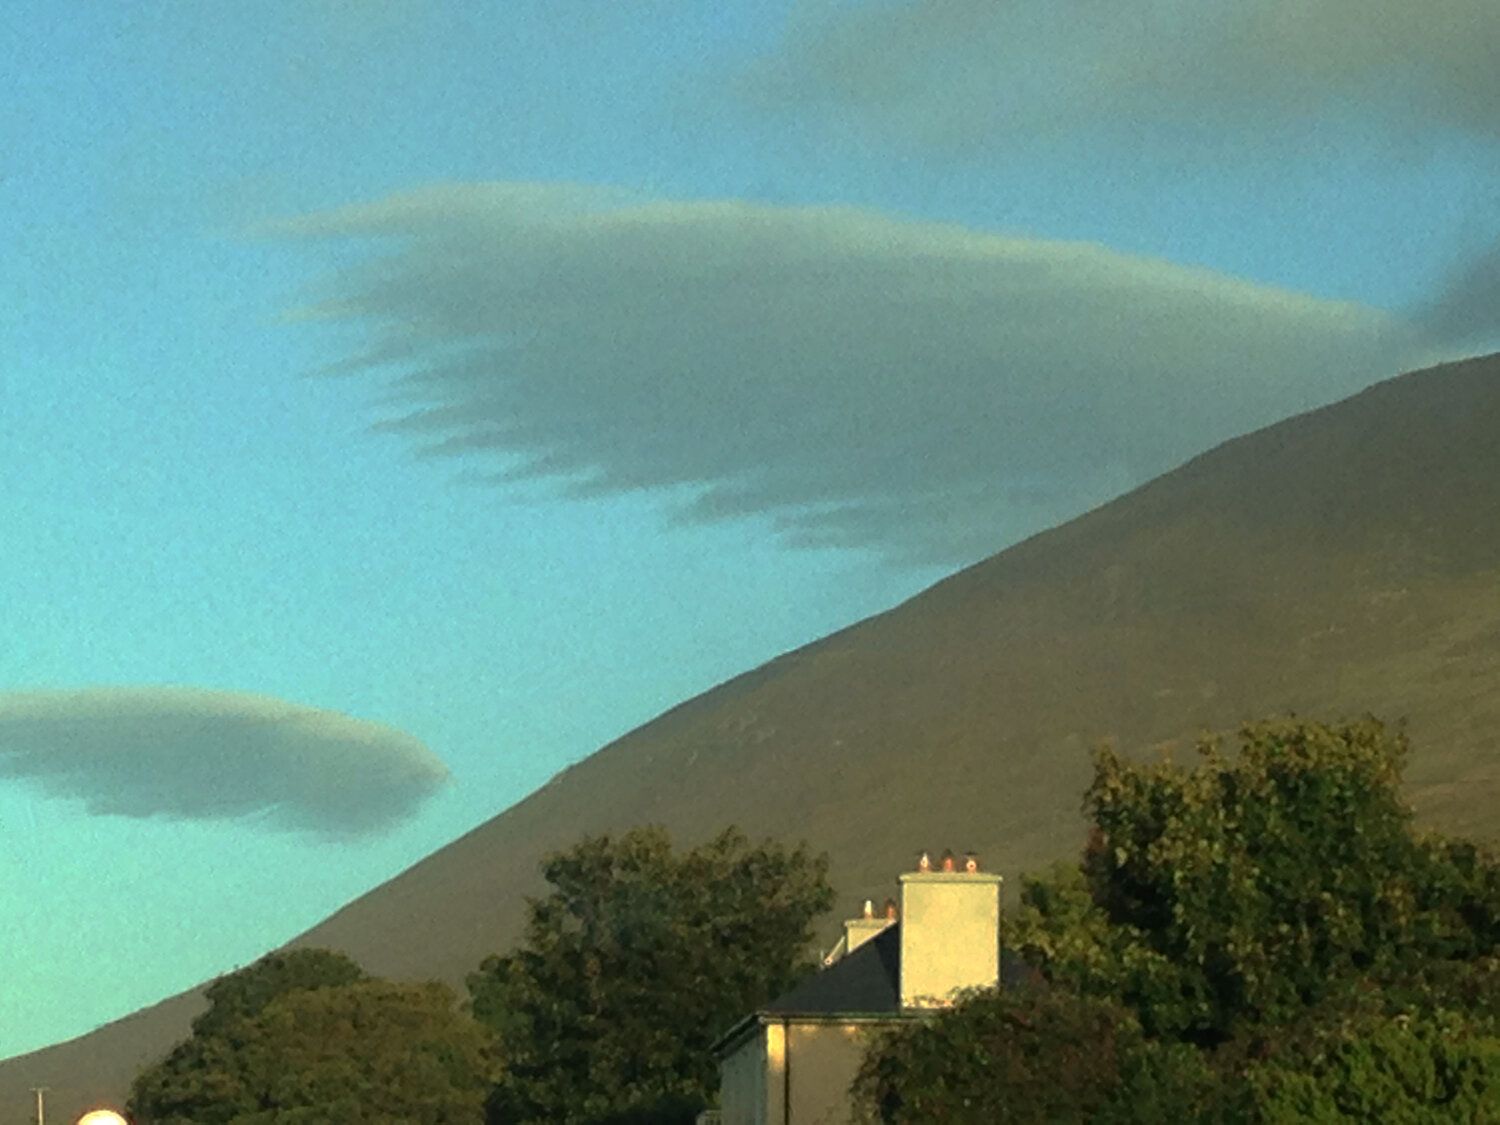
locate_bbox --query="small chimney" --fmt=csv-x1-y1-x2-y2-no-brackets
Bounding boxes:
917,851,932,872
831,897,896,964
965,852,979,872
940,849,956,872
884,897,898,921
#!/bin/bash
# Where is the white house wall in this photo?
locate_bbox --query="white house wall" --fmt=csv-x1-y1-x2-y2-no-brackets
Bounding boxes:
719,1025,772,1125
786,1022,871,1125
718,1019,878,1125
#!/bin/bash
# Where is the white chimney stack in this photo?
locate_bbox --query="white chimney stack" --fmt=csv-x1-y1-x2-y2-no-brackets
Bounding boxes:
898,849,1002,1009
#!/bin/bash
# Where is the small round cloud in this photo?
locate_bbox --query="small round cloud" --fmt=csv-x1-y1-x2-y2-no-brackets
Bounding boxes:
0,687,451,837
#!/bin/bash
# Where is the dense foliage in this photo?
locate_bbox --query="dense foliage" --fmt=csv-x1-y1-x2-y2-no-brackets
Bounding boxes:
466,824,834,1124
1240,1002,1500,1120
128,951,491,1124
188,949,367,1039
855,718,1500,1122
854,988,1220,1124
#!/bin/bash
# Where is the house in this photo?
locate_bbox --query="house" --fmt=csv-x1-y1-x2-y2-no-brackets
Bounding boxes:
707,850,1020,1125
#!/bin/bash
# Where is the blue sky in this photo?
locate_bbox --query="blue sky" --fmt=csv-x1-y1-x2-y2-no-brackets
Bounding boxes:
3,0,1498,1058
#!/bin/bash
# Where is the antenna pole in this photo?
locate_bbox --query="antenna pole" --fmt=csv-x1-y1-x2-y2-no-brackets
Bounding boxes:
30,1086,48,1125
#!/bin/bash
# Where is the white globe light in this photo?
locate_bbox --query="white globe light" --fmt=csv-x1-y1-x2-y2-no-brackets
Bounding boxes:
76,1112,129,1125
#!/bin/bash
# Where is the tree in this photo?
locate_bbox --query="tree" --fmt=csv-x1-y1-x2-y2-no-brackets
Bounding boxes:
467,824,834,1124
1021,718,1500,1042
191,948,367,1039
851,988,1219,1125
854,717,1500,1121
128,952,491,1124
1236,1005,1500,1120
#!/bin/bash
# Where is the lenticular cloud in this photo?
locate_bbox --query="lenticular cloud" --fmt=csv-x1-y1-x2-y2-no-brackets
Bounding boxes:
268,183,1407,565
0,687,450,837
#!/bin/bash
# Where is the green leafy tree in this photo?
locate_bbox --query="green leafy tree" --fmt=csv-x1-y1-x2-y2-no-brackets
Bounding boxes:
1208,955,1500,1121
851,988,1221,1125
467,824,834,1124
856,718,1500,1121
1233,1006,1500,1121
1022,718,1500,1042
129,949,369,1123
191,949,367,1039
128,952,491,1124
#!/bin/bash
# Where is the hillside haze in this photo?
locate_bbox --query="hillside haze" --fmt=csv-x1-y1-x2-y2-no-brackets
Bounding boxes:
6,352,1499,1121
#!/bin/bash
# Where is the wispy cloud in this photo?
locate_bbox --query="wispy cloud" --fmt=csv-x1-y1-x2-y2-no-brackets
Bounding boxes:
1414,239,1500,352
263,183,1416,564
0,687,449,837
741,0,1500,145
729,0,1500,369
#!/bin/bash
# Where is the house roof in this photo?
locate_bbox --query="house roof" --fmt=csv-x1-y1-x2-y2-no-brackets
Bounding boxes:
754,923,1044,1019
712,923,1044,1055
762,924,902,1017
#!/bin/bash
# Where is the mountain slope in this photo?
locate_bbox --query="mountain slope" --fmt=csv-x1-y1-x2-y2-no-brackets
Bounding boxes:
6,352,1499,1122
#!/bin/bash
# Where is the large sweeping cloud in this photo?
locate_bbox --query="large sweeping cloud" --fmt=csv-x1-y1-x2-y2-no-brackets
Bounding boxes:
0,687,450,837
269,182,1410,564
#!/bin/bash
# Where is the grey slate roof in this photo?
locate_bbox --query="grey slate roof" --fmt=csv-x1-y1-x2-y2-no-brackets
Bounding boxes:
762,924,903,1016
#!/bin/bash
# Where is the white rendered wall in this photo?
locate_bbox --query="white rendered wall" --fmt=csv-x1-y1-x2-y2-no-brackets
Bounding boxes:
786,1022,872,1125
